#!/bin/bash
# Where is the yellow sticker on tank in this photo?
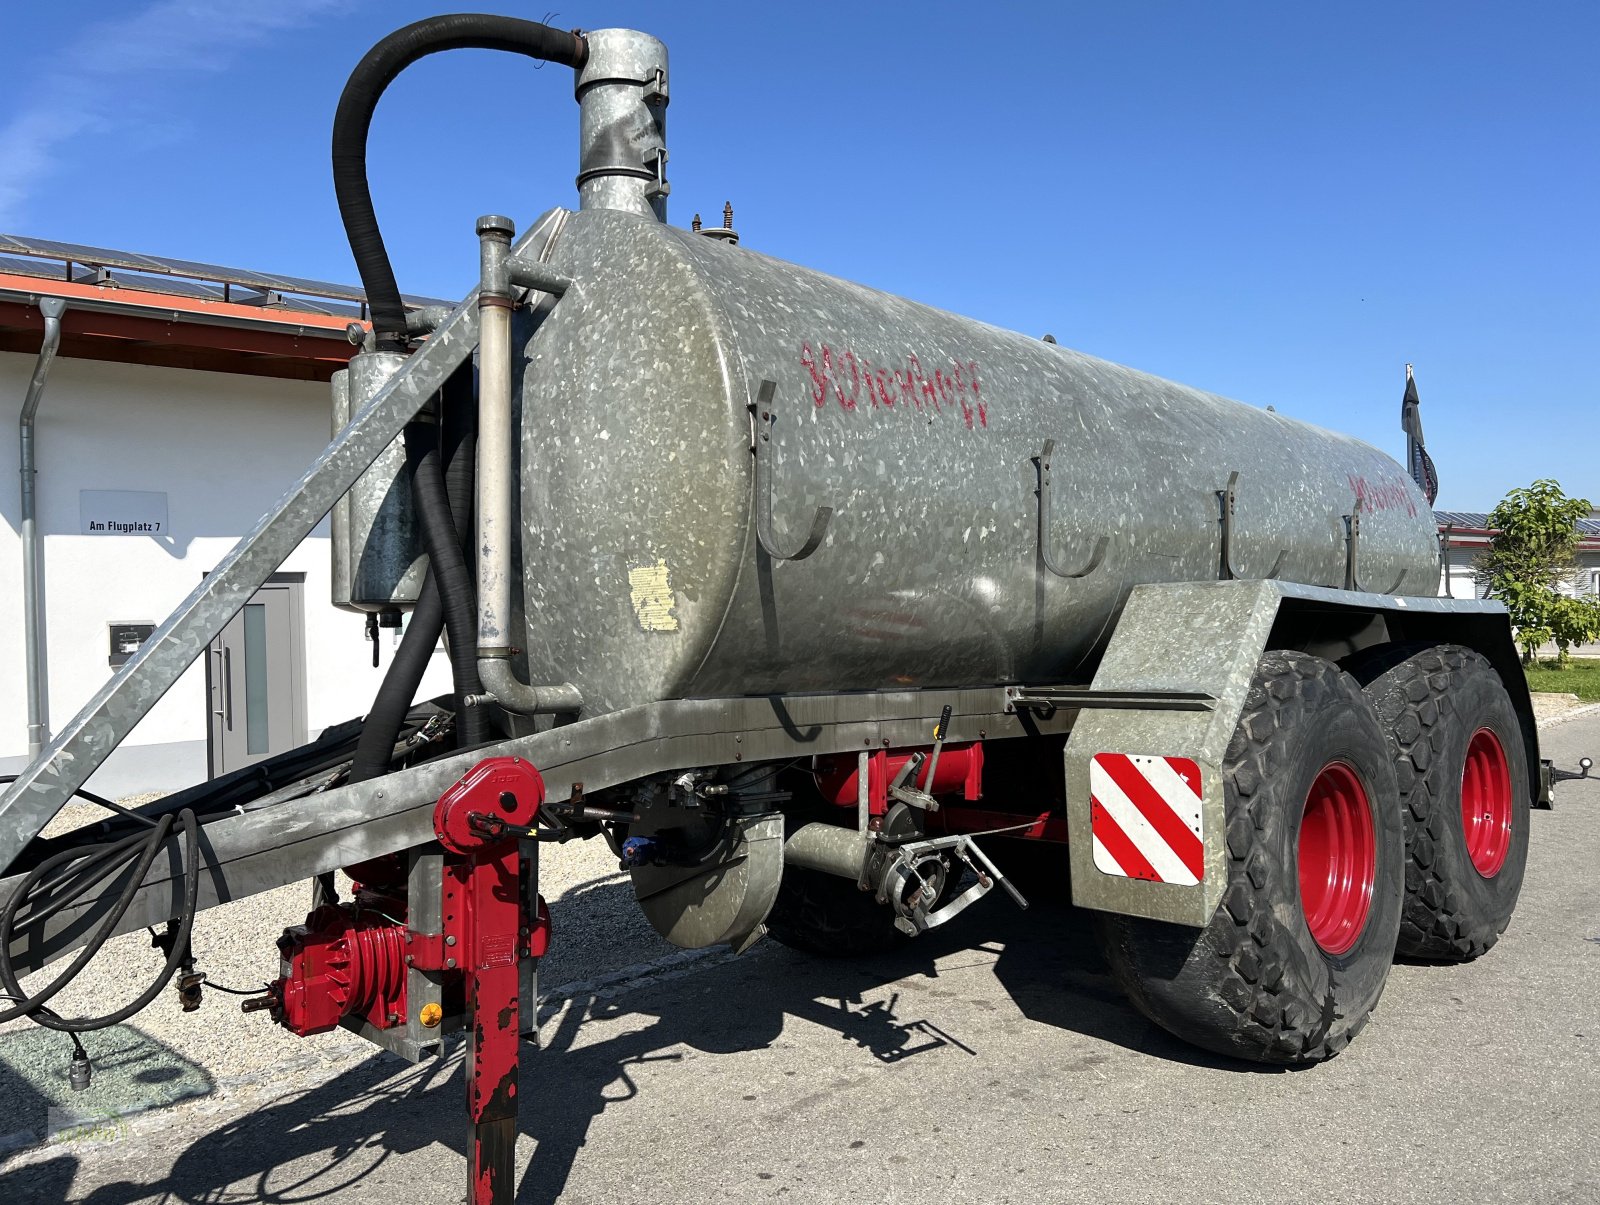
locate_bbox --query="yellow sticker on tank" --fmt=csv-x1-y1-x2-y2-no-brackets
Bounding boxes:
628,560,679,632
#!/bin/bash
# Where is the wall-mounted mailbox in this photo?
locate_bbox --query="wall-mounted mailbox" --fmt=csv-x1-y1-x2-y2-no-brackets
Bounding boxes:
109,622,155,667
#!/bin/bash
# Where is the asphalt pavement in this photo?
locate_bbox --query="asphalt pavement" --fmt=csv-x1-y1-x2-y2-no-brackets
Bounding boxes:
3,710,1598,1205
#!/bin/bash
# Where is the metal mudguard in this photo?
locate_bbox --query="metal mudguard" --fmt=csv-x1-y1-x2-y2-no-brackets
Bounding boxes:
1065,579,1534,927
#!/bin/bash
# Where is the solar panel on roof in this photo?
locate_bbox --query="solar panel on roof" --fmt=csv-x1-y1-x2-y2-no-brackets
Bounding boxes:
0,235,169,273
1436,511,1600,536
0,254,49,277
0,233,451,311
103,274,227,302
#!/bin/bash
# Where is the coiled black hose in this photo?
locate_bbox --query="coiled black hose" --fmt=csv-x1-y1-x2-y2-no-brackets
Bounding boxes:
332,14,587,347
0,807,199,1033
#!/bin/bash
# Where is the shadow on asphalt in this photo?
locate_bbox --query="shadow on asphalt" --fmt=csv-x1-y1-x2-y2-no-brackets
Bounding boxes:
1,875,1273,1204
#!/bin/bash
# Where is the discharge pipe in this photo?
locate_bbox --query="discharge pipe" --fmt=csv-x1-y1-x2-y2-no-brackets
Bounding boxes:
474,216,582,715
19,297,67,758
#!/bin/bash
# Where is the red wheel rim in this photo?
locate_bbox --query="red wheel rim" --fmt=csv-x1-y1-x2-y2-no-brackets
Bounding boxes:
1297,761,1377,956
1461,728,1513,877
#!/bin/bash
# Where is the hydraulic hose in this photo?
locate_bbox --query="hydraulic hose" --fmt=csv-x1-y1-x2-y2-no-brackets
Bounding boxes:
440,362,477,562
349,359,481,780
332,14,587,347
406,421,487,747
0,808,199,1032
346,572,446,784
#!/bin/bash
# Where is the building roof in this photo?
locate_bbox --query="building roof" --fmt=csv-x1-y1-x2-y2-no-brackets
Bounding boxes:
0,233,452,381
1436,510,1600,553
1436,510,1600,538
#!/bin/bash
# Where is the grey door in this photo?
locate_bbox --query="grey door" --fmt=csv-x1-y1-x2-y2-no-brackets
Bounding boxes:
206,574,307,777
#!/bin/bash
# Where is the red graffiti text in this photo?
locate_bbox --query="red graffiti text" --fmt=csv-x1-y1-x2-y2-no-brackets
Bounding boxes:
1348,474,1418,519
801,341,988,429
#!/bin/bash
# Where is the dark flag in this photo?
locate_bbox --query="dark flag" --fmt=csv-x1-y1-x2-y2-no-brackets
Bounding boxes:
1401,363,1439,504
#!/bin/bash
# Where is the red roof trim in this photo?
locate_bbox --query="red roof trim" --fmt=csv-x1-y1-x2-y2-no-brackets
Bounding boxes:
0,271,365,336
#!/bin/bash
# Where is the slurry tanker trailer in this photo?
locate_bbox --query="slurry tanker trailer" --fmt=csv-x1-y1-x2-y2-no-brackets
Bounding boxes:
0,15,1544,1203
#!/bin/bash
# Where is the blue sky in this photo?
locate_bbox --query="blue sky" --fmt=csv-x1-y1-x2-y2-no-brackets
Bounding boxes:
2,1,1594,511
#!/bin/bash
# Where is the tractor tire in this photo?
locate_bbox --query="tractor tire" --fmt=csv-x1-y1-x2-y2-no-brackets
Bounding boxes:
767,865,906,957
1346,643,1530,961
1098,650,1404,1064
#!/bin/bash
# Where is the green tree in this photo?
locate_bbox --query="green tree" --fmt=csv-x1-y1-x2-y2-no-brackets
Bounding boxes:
1479,479,1600,665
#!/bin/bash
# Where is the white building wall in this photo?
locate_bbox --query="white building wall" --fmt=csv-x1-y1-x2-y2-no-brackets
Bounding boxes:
1439,544,1600,602
1440,547,1489,599
0,350,450,796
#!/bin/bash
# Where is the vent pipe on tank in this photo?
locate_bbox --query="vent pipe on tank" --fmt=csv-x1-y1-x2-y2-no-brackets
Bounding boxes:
575,29,670,221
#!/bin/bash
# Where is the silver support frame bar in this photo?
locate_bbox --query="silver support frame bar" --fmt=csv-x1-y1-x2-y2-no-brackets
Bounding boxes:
3,685,1079,978
0,212,570,874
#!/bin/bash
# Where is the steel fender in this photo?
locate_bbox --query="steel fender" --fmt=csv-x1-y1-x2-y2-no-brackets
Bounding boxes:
1064,580,1532,927
1066,580,1282,927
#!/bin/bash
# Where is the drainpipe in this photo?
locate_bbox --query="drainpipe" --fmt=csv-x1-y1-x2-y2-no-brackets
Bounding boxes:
19,296,67,758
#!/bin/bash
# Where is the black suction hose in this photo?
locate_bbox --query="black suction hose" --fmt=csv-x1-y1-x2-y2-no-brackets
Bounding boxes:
332,15,587,347
440,362,477,562
346,573,445,784
407,420,488,746
348,363,480,782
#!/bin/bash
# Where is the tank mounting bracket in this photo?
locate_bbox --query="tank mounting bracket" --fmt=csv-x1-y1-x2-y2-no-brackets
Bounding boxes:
1037,440,1110,579
752,379,833,561
1343,493,1408,595
1217,470,1289,581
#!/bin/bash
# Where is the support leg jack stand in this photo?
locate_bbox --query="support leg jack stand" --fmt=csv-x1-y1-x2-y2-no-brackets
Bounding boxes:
432,758,549,1205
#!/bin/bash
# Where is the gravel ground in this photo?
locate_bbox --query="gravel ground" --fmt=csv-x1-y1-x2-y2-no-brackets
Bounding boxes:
1530,692,1600,727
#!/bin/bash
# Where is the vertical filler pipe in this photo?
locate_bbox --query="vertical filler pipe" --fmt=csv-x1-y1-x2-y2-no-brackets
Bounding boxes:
474,215,517,669
19,297,67,758
472,217,581,715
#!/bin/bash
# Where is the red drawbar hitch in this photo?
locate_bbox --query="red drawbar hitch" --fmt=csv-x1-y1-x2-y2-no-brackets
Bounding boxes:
263,756,548,1205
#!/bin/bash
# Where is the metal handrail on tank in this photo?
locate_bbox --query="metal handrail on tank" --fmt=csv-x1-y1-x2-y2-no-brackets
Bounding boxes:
1036,440,1111,579
752,379,833,561
1216,470,1290,581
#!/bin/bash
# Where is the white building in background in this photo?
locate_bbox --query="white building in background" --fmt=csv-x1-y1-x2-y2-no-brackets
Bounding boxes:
0,236,451,797
1436,509,1600,600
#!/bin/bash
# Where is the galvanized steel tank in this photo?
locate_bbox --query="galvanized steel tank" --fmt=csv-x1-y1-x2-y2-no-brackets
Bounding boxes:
517,207,1439,715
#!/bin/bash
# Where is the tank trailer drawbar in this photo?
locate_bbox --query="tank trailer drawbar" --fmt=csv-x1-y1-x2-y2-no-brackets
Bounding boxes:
0,15,1541,1204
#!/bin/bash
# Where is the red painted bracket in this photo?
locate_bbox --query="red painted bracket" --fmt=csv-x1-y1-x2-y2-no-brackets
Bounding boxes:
432,755,546,1205
434,756,545,854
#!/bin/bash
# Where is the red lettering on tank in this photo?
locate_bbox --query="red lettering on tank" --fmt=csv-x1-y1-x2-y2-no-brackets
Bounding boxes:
819,345,846,409
801,342,986,428
917,360,940,412
801,341,828,407
870,365,895,408
894,364,917,410
839,349,863,411
1348,473,1418,519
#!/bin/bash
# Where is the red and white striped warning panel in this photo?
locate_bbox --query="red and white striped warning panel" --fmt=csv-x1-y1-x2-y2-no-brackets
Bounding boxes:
1090,753,1205,885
